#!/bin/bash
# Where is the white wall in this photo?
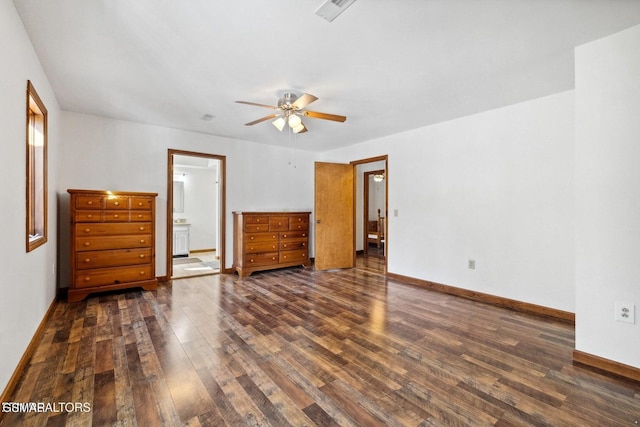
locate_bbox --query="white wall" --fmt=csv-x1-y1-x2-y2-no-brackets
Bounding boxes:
173,165,218,251
575,24,640,368
0,0,61,395
322,91,575,313
59,112,316,280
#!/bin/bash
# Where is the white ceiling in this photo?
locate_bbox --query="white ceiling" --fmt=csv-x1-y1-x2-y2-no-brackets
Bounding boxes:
14,0,640,152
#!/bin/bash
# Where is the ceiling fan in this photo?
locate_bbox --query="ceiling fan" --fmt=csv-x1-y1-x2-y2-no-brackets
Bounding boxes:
235,93,346,134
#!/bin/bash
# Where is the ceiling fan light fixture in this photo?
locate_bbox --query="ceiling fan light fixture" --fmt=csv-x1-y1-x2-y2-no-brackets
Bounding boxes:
288,114,302,128
292,123,306,134
272,117,285,131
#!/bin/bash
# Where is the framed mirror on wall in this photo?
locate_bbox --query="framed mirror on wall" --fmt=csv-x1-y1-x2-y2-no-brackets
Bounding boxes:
173,180,184,213
26,80,48,252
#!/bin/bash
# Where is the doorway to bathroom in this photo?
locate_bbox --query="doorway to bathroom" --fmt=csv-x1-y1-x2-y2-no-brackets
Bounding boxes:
167,149,226,279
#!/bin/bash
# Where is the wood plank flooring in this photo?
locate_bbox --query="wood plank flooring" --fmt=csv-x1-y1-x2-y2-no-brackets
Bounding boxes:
3,254,640,426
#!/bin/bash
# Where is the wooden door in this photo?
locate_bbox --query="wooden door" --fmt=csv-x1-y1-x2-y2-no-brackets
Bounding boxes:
314,162,354,271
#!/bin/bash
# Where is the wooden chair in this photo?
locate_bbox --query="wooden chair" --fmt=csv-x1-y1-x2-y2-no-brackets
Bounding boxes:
367,209,385,254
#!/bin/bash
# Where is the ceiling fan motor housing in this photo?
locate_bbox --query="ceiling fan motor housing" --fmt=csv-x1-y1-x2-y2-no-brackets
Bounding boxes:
278,93,298,110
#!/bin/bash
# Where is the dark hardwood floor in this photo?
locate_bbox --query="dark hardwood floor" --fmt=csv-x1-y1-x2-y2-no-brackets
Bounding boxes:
3,254,639,426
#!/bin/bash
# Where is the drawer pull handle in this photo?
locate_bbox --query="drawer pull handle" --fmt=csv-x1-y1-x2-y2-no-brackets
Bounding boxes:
283,234,287,238
138,202,143,206
139,227,145,231
114,202,120,206
250,258,254,263
84,277,91,282
140,271,145,275
283,255,287,259
250,236,255,240
140,239,145,244
114,214,119,218
302,243,306,247
84,258,91,263
272,257,276,260
84,242,90,247
87,201,93,205
84,228,91,233
137,214,143,218
87,214,93,218
283,244,287,248
139,254,145,259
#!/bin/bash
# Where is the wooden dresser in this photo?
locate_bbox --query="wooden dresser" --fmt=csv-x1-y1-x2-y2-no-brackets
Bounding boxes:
67,189,158,302
233,211,311,277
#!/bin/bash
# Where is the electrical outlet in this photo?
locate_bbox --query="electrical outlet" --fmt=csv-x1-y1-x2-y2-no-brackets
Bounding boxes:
468,259,476,270
614,302,635,324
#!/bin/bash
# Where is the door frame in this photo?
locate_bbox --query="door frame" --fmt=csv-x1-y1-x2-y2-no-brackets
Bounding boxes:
166,149,227,278
351,155,388,270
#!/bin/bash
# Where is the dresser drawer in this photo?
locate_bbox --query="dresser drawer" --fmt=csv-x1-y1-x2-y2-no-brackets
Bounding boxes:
244,215,269,225
280,240,307,251
76,234,152,251
269,216,289,231
103,211,129,222
245,241,279,253
130,211,153,221
76,248,152,270
75,265,154,288
279,249,308,263
105,196,129,210
244,232,278,242
245,223,271,233
75,195,104,210
281,230,308,240
74,210,103,222
244,252,279,266
75,222,152,236
289,214,309,230
130,196,153,210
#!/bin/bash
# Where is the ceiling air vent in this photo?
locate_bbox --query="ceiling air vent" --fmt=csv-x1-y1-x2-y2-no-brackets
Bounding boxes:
315,0,357,22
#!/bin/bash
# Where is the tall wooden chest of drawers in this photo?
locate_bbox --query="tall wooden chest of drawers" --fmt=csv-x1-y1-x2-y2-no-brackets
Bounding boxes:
233,211,311,277
68,189,158,302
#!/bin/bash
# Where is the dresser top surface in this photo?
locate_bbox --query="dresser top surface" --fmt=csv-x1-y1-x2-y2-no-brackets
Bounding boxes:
68,189,158,197
233,211,311,215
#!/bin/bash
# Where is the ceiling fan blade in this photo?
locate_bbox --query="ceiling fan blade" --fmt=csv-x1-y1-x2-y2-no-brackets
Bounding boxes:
236,100,277,109
244,114,279,126
292,93,318,110
302,110,347,122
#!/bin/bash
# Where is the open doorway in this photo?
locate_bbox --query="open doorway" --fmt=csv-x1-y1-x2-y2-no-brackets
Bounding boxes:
353,156,388,272
364,169,386,257
167,149,226,279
